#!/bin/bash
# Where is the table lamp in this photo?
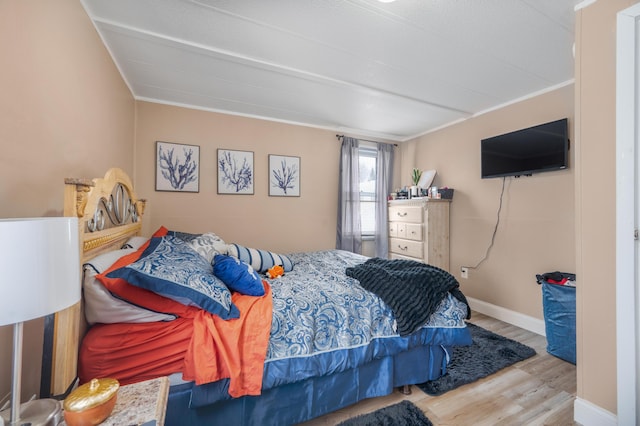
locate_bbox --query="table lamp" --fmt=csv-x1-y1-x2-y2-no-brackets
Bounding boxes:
0,217,80,426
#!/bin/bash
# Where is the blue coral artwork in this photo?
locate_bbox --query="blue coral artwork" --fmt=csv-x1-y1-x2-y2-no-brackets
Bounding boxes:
269,154,300,197
217,149,254,195
156,141,200,192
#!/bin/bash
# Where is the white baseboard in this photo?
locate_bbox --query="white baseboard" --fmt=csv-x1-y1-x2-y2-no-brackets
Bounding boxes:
574,397,617,426
466,298,618,426
466,297,546,336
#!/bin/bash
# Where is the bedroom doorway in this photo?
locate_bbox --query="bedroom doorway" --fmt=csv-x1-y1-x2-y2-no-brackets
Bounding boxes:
615,3,640,424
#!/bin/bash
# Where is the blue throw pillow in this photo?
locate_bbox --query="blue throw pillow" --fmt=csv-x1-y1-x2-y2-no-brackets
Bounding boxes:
213,255,265,296
107,235,239,319
226,243,294,273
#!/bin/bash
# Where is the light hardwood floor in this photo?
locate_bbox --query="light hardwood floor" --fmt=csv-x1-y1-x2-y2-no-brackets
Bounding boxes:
300,312,577,426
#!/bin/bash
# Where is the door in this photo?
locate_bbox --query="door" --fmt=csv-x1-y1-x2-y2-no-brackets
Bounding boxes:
616,4,640,424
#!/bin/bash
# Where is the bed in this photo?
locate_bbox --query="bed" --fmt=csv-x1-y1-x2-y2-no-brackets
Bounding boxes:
45,168,472,426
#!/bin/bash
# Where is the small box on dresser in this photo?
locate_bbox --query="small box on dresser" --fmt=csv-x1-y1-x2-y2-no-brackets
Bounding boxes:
388,198,450,271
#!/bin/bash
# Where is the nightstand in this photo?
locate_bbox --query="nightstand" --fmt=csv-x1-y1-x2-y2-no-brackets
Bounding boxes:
62,376,170,426
102,376,169,426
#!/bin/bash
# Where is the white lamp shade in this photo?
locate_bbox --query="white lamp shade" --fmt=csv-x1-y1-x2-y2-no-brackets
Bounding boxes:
0,217,80,326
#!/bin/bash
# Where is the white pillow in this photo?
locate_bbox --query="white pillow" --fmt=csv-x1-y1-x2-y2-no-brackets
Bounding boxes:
83,249,176,325
187,232,228,264
121,236,149,250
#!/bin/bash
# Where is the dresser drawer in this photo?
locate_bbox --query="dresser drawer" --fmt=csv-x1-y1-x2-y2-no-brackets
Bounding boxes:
389,238,423,258
404,223,422,241
389,206,422,223
390,253,424,262
388,222,398,237
397,223,422,240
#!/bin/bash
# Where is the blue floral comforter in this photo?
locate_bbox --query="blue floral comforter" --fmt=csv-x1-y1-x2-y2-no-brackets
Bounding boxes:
263,250,469,388
190,250,470,406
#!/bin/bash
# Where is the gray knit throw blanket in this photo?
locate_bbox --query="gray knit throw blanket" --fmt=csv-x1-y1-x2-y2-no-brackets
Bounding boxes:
346,258,470,336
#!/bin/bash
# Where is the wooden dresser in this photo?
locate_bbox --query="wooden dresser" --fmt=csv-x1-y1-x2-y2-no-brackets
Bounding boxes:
388,199,450,271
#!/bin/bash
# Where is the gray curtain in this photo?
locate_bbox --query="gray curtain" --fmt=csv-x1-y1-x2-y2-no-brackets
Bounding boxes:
374,142,394,258
336,137,361,253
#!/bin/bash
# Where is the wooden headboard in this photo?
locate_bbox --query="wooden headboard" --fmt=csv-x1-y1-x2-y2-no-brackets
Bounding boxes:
44,168,146,396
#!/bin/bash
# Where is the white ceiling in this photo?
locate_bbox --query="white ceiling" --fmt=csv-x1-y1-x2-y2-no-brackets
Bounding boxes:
81,0,578,142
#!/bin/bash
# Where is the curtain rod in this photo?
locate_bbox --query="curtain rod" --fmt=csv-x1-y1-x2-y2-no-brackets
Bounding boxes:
335,134,397,146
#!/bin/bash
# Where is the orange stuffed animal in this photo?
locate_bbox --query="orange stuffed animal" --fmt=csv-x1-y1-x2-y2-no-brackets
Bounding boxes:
266,265,285,279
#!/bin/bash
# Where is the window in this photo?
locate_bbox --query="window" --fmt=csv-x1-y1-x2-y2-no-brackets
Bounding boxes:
359,146,377,236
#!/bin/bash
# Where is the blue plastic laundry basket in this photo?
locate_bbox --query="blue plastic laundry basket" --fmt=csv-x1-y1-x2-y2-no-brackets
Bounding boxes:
537,272,576,364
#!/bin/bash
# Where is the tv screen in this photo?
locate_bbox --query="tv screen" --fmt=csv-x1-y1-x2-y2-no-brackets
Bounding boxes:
481,118,569,179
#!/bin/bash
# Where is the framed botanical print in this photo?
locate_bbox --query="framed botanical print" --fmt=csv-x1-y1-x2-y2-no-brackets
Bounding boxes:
269,154,300,197
156,141,200,192
217,149,254,194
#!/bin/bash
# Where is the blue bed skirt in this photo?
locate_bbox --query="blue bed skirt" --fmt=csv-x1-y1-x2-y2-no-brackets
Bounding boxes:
165,343,451,426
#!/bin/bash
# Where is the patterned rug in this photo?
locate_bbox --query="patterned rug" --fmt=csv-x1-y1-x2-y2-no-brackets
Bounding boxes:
417,322,536,396
337,400,432,426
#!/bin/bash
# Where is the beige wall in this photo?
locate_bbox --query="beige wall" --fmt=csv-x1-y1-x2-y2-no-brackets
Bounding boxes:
574,0,638,414
399,85,575,320
0,0,632,419
0,0,134,402
134,102,340,253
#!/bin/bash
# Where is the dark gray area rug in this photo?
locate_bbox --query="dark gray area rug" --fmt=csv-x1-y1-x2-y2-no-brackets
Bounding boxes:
337,400,432,426
417,322,536,396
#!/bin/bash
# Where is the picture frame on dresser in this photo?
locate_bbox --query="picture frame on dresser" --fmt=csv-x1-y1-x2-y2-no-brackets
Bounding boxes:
268,154,300,197
217,149,254,195
155,141,200,193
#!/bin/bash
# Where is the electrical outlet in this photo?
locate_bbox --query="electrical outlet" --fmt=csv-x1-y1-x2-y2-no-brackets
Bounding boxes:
460,267,469,279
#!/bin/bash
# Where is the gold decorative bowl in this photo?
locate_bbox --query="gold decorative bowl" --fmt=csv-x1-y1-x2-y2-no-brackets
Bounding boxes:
63,378,119,426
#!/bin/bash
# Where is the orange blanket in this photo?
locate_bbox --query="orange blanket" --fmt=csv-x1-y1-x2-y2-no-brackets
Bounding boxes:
80,285,272,396
183,282,273,397
87,227,273,397
79,318,194,386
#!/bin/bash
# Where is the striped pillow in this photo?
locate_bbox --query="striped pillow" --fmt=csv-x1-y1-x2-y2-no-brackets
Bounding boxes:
227,244,294,273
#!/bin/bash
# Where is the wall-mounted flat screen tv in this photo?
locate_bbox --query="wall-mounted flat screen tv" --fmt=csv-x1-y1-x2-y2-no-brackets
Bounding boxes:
481,118,569,179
